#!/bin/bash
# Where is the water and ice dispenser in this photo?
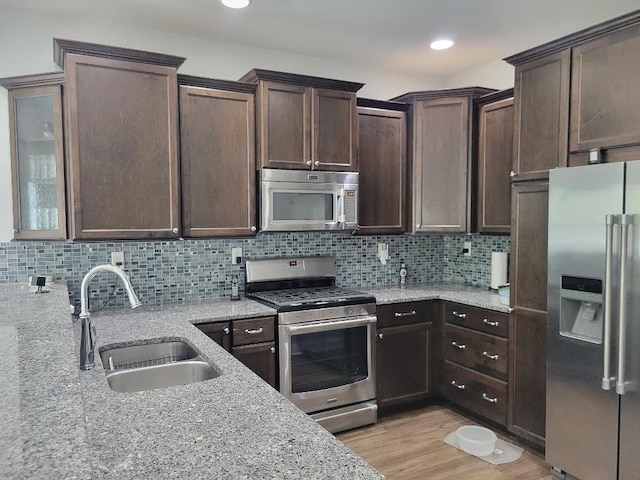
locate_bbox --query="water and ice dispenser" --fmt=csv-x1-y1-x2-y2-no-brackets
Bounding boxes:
560,276,603,344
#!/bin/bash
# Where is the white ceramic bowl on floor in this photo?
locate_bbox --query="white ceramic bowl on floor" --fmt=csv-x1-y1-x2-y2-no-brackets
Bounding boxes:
456,425,497,456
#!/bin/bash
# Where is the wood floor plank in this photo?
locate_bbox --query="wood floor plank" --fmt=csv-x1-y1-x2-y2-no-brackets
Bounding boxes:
336,405,551,480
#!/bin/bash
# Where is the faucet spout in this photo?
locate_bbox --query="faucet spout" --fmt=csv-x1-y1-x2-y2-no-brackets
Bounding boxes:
79,264,142,370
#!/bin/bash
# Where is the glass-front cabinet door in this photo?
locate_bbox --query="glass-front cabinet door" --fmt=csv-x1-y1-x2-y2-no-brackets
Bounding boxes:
5,81,66,239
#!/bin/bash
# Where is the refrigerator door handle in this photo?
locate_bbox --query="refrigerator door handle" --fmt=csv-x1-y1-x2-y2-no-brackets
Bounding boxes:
602,214,617,390
616,214,633,395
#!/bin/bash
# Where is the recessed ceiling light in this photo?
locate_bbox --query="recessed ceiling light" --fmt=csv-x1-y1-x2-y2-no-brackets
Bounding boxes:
221,0,251,8
430,39,454,50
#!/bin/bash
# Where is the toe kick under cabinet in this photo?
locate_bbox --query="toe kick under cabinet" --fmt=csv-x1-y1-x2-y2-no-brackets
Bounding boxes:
442,302,509,426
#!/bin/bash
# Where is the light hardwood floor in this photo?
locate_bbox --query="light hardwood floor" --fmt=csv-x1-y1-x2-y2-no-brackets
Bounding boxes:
337,405,551,480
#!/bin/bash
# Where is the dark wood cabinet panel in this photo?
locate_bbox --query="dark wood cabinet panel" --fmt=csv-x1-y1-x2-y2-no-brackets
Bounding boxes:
314,88,358,171
63,52,181,239
179,85,256,237
413,97,470,233
196,321,231,351
477,96,513,233
356,106,406,234
256,81,311,169
232,342,277,389
445,324,508,380
443,303,509,338
509,309,547,447
377,322,431,408
570,23,640,152
377,301,433,328
511,181,549,312
232,316,276,346
511,50,569,181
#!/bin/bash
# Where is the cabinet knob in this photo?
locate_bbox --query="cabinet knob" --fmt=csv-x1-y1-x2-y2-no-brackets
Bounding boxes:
378,332,384,339
510,170,516,178
416,224,421,229
172,227,179,234
451,380,465,390
223,327,230,335
314,160,320,166
306,160,312,166
270,347,276,354
11,229,18,234
251,226,256,232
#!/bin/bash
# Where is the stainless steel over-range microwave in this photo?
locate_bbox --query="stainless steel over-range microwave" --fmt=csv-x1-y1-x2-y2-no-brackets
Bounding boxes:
259,169,359,232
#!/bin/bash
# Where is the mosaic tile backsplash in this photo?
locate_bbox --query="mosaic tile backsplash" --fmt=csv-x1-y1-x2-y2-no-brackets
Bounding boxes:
0,232,509,312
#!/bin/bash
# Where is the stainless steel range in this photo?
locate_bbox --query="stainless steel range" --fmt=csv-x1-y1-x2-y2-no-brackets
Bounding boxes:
246,256,377,433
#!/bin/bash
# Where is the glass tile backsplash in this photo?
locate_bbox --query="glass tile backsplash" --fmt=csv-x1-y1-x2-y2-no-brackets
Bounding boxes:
0,233,509,311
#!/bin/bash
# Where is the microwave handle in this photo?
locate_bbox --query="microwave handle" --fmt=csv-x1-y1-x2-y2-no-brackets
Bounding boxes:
337,188,346,223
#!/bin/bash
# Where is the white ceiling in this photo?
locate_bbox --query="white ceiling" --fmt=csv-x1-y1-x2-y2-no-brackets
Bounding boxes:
1,0,639,79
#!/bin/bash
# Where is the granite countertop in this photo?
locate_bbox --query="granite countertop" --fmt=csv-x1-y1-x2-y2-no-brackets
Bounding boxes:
363,283,511,313
1,280,506,479
0,283,383,479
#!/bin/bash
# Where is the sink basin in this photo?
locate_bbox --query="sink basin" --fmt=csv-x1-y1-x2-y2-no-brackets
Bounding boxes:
99,340,219,393
100,340,200,371
105,360,219,393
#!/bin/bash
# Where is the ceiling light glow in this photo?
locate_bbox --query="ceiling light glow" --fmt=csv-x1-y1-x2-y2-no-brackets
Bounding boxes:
221,0,251,8
430,39,454,50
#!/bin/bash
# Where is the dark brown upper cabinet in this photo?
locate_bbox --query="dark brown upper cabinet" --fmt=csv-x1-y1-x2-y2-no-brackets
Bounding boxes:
54,39,185,240
240,69,363,171
475,90,514,234
356,99,407,234
0,73,67,240
506,50,570,182
178,76,257,237
393,88,494,234
570,21,640,153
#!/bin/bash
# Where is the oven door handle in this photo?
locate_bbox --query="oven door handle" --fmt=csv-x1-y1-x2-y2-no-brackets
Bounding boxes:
284,315,377,335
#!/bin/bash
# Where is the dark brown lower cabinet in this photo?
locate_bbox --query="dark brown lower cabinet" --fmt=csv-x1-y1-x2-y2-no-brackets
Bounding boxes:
509,308,547,447
196,316,277,389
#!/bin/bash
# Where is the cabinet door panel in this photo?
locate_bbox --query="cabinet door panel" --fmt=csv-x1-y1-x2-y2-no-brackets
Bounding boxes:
65,53,180,239
314,88,357,171
180,86,256,237
477,97,513,233
512,51,569,181
357,107,406,234
232,316,275,346
232,342,277,389
414,98,469,232
196,322,231,351
258,81,310,169
377,322,431,408
570,23,640,151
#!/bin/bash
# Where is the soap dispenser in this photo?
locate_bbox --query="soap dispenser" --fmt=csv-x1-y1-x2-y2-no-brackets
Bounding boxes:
231,274,240,301
399,261,407,288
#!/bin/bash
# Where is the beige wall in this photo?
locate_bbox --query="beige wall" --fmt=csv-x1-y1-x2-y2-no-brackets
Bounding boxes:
0,5,514,241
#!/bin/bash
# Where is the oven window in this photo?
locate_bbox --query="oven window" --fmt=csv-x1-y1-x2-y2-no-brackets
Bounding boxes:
272,192,334,221
290,325,368,393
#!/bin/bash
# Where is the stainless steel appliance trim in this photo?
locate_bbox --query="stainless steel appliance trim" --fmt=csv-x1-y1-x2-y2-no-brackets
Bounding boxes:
617,214,632,395
603,214,616,390
284,314,376,335
310,400,378,434
278,303,376,325
260,168,359,185
246,256,336,284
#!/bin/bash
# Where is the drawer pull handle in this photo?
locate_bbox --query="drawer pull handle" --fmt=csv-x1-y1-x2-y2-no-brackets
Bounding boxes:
482,393,498,404
452,311,466,319
451,341,466,350
245,327,263,335
451,380,465,390
395,310,416,317
482,351,499,361
483,318,499,327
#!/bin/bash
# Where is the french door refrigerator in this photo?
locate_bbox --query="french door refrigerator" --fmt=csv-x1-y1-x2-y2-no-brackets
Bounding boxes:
547,161,640,480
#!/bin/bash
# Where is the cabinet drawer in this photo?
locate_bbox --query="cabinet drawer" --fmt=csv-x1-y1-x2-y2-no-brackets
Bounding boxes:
232,317,275,346
445,324,508,380
377,301,433,328
443,361,508,426
445,302,508,338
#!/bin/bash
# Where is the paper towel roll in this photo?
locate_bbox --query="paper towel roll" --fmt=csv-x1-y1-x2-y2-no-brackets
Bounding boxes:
491,252,508,290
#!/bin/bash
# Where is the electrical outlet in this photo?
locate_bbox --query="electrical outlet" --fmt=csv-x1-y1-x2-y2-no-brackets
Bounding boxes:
111,251,125,267
463,241,472,257
231,247,243,265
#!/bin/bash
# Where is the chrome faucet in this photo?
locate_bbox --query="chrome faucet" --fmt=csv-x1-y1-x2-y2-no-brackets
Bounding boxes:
79,264,142,370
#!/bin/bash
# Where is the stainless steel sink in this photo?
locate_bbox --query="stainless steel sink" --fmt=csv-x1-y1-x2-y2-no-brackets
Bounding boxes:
105,360,219,393
99,340,219,393
100,341,199,371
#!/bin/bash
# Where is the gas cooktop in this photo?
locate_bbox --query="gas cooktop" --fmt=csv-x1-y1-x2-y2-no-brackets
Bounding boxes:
249,286,374,310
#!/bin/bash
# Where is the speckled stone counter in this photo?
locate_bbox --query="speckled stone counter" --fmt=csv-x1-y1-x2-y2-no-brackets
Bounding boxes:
363,283,511,313
0,284,383,480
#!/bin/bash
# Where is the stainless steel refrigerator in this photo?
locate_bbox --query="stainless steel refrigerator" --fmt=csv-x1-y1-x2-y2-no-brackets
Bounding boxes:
547,161,640,480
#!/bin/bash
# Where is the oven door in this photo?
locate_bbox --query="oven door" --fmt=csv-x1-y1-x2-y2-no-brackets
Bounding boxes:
278,314,376,414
